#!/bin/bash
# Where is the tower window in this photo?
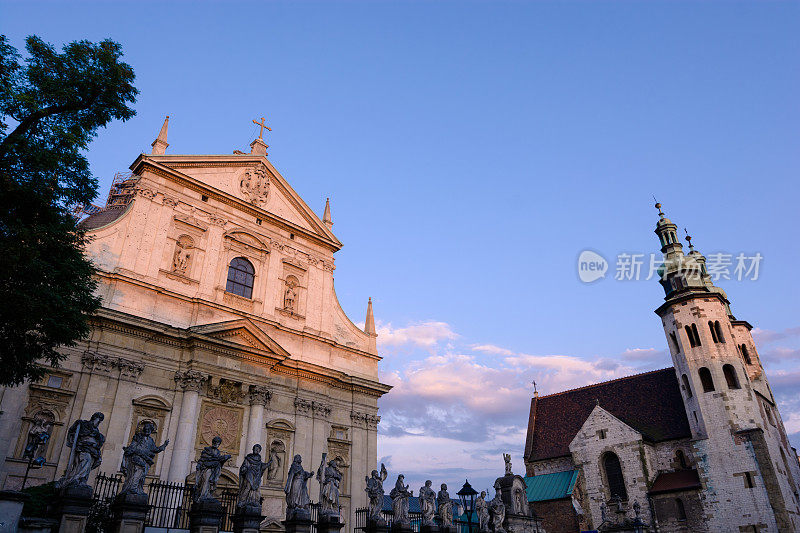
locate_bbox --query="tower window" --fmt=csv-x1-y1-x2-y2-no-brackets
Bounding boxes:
602,452,628,501
740,344,752,365
698,367,715,392
675,449,688,469
708,321,719,343
685,324,702,348
670,332,680,354
681,374,693,398
723,364,740,389
226,257,255,298
714,321,725,343
675,498,687,520
743,472,755,489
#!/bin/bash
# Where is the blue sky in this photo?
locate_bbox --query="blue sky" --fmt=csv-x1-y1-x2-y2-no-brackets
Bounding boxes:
3,0,799,492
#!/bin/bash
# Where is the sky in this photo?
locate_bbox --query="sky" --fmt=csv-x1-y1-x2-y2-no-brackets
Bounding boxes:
2,0,799,493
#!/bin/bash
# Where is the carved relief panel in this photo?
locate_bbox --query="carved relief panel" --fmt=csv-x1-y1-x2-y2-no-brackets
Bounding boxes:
195,401,244,459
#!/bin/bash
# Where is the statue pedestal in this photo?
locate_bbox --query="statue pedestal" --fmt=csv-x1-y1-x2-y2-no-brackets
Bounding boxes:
111,492,149,533
282,516,313,533
55,485,94,533
318,515,345,533
189,499,225,533
390,522,413,533
421,524,440,533
366,518,390,533
232,504,262,533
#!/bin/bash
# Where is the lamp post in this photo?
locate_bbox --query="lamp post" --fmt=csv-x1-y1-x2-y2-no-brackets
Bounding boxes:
457,480,478,533
21,432,50,490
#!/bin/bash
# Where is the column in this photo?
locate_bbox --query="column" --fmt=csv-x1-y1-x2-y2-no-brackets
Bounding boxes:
167,370,205,483
246,386,271,451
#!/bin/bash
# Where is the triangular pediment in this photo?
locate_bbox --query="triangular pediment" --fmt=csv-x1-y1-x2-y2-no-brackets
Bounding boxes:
131,154,341,250
188,319,291,357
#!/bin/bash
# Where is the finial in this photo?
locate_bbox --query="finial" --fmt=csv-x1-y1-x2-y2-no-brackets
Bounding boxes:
253,116,271,140
364,297,376,336
250,117,271,156
532,380,538,398
151,116,170,155
654,197,664,219
684,228,694,252
323,197,332,228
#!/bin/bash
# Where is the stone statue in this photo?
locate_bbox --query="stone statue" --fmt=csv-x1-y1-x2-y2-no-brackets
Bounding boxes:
267,446,282,480
489,483,506,533
476,491,489,532
194,436,232,502
119,421,169,496
285,454,314,520
419,480,436,526
365,463,388,523
317,453,342,519
23,415,52,461
237,444,269,510
172,245,191,273
389,474,413,527
503,453,512,476
56,412,105,491
437,483,453,529
284,285,297,312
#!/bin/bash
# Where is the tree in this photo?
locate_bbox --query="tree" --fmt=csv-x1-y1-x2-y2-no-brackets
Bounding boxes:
0,35,137,386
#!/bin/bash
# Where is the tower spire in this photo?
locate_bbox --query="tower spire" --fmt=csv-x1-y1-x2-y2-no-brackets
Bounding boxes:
684,228,695,252
364,297,377,354
323,198,332,228
151,116,169,155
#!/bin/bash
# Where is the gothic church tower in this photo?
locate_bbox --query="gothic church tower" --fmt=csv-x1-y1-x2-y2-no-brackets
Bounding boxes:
653,204,800,532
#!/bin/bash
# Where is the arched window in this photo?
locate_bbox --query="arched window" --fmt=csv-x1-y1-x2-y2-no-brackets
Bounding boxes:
708,321,718,343
226,257,254,298
675,449,688,469
699,367,715,392
691,324,702,346
714,321,725,343
681,374,693,398
685,325,701,348
723,364,740,389
670,332,680,354
675,498,687,520
602,452,628,501
740,344,752,365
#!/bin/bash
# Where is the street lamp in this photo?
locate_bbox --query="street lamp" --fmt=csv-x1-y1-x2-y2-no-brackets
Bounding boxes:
21,431,50,490
457,480,478,533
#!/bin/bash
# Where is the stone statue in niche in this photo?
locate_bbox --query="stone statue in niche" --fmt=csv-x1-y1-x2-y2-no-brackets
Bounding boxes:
172,235,194,274
365,463,388,523
238,444,270,510
24,413,53,460
437,483,453,529
285,454,314,520
317,453,342,520
267,443,283,480
120,420,169,496
390,474,413,527
419,480,436,526
194,436,232,502
284,277,298,312
489,482,506,533
476,491,490,532
503,453,512,476
56,412,105,491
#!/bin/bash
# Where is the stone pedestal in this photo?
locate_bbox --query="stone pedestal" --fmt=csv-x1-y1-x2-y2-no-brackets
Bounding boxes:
232,504,262,533
111,492,149,533
365,518,390,533
55,485,94,533
282,516,313,533
0,490,29,533
189,499,225,533
421,524,440,533
390,522,413,533
317,515,345,533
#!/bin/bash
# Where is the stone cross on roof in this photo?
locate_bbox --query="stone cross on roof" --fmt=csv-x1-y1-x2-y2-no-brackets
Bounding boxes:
253,116,271,140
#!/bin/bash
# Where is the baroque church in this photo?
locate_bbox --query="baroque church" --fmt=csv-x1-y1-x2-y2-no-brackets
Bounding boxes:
0,118,391,531
523,205,800,532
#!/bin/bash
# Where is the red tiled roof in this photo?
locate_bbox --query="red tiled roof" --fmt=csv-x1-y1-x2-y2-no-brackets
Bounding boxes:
524,368,691,462
649,469,701,495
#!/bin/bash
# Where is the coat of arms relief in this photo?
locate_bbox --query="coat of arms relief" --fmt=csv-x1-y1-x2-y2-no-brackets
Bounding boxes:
240,166,270,206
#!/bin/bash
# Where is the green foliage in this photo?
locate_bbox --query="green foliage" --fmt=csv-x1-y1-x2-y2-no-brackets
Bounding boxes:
21,481,57,517
0,35,137,386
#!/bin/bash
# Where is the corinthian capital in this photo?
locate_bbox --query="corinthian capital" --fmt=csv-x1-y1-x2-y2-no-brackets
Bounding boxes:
249,385,272,407
175,370,206,392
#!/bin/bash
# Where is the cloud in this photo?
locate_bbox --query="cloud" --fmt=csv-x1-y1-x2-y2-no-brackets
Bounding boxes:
376,321,458,350
471,344,515,356
752,326,800,345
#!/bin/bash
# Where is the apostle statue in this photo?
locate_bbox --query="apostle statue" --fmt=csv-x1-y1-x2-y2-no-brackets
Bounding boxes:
285,454,314,520
503,453,512,476
476,491,490,532
56,412,105,491
389,474,413,527
365,463,388,523
317,453,343,519
489,482,506,533
237,444,269,510
437,483,453,529
194,436,232,502
119,421,169,496
419,480,436,526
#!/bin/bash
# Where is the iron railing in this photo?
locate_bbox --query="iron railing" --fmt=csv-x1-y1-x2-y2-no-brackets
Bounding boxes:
353,508,474,533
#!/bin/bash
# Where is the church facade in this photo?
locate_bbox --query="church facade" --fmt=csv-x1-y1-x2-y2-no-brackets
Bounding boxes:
524,206,800,532
0,118,391,531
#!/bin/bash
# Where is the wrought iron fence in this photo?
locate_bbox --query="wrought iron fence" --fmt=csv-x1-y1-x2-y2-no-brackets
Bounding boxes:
353,509,472,533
